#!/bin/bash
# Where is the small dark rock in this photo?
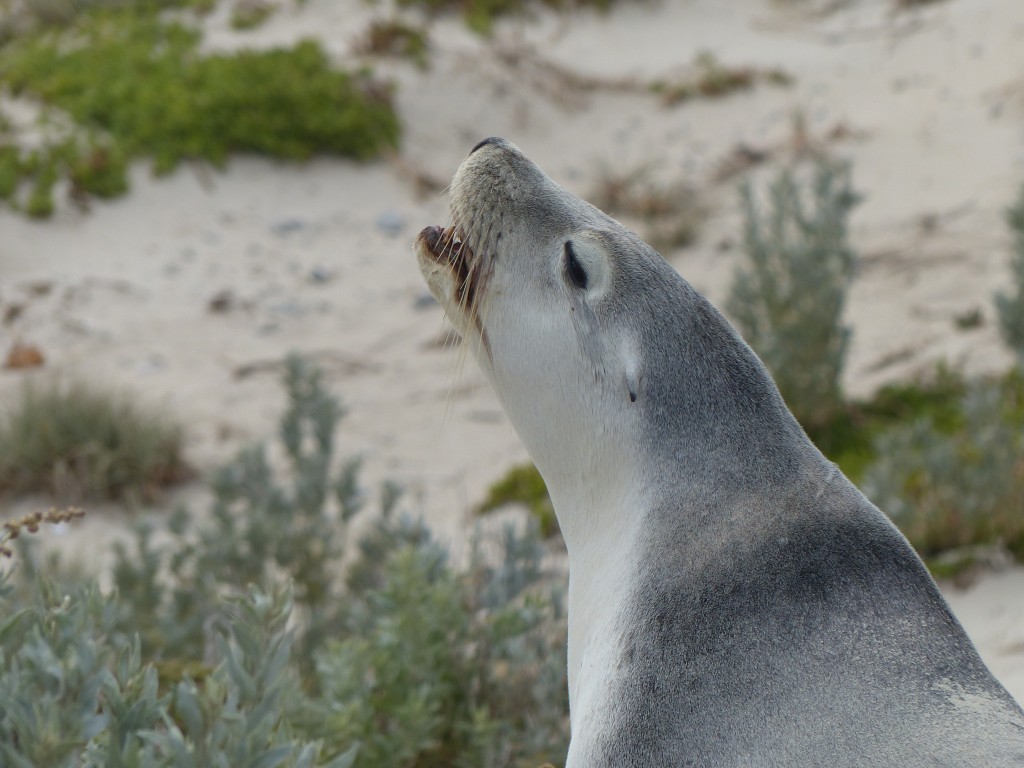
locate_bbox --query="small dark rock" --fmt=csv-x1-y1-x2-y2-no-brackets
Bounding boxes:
26,281,54,297
309,265,334,284
3,303,25,326
208,289,235,314
272,218,306,236
953,307,984,331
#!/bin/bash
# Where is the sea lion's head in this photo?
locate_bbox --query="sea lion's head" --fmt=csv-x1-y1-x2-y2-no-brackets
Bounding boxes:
416,137,798,545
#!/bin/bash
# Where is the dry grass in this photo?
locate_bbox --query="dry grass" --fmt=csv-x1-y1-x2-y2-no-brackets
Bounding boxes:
894,0,947,9
230,0,276,30
587,164,706,250
0,380,189,503
0,505,85,558
354,17,430,69
654,52,792,107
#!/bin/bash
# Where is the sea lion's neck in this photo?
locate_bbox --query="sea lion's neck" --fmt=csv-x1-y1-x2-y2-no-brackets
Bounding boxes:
553,477,647,730
548,316,821,731
556,447,826,738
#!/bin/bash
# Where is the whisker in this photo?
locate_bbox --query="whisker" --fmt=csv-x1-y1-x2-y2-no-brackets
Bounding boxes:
443,208,473,417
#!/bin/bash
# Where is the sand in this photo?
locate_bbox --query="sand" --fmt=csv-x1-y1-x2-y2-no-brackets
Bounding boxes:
2,0,1023,702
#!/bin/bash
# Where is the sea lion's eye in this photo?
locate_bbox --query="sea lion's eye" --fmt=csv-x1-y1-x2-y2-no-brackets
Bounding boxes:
564,241,588,290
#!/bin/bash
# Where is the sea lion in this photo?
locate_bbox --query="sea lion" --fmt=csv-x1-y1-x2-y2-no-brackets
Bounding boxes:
415,137,1024,766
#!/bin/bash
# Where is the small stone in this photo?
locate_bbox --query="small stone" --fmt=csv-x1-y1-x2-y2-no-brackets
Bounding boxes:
135,354,166,375
271,218,306,236
5,342,45,369
3,303,25,326
376,210,406,237
26,281,53,297
309,265,334,284
208,289,235,314
269,300,303,317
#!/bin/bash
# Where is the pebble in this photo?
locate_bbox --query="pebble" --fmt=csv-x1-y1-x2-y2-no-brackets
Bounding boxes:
271,218,306,236
268,300,303,317
376,210,406,237
208,289,235,314
309,266,334,284
4,342,45,370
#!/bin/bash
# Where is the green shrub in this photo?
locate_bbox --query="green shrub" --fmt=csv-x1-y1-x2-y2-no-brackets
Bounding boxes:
0,8,399,213
727,159,861,433
2,357,570,767
0,144,21,201
24,151,58,217
862,374,1024,563
857,180,1024,568
478,463,558,538
995,184,1024,361
69,141,130,199
0,380,189,503
824,365,966,481
1,0,214,34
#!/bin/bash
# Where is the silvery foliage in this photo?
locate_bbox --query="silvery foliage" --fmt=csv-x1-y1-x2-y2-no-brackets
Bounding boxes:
861,381,1024,557
0,572,352,768
996,184,1024,361
1,356,569,768
727,159,861,429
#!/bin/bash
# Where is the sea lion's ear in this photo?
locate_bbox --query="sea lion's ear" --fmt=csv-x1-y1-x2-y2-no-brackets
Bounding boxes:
563,232,612,299
621,337,643,404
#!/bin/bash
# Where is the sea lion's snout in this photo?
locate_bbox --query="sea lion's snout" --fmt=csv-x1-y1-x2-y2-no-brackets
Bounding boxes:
417,224,470,270
415,219,481,332
470,136,503,155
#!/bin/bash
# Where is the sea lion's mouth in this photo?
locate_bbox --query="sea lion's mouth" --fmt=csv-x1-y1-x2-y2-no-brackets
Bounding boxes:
417,223,479,312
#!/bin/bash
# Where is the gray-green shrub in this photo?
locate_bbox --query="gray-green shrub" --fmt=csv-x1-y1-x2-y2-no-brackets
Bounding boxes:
727,160,860,432
0,380,188,502
861,377,1024,561
2,356,569,767
0,569,349,768
995,184,1024,361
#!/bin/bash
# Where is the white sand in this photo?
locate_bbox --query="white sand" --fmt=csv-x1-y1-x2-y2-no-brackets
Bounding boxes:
2,0,1023,702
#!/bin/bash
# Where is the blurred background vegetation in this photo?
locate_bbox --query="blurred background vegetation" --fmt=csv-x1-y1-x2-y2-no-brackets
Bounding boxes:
2,0,1023,765
2,358,570,767
0,0,399,216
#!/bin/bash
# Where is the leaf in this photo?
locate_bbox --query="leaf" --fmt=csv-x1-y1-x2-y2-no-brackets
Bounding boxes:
247,745,294,768
321,743,360,768
0,607,33,646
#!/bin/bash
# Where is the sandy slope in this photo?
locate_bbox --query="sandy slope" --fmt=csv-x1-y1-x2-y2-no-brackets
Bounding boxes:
2,0,1024,701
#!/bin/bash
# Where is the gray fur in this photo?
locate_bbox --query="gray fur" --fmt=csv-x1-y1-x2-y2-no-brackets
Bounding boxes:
418,138,1024,766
